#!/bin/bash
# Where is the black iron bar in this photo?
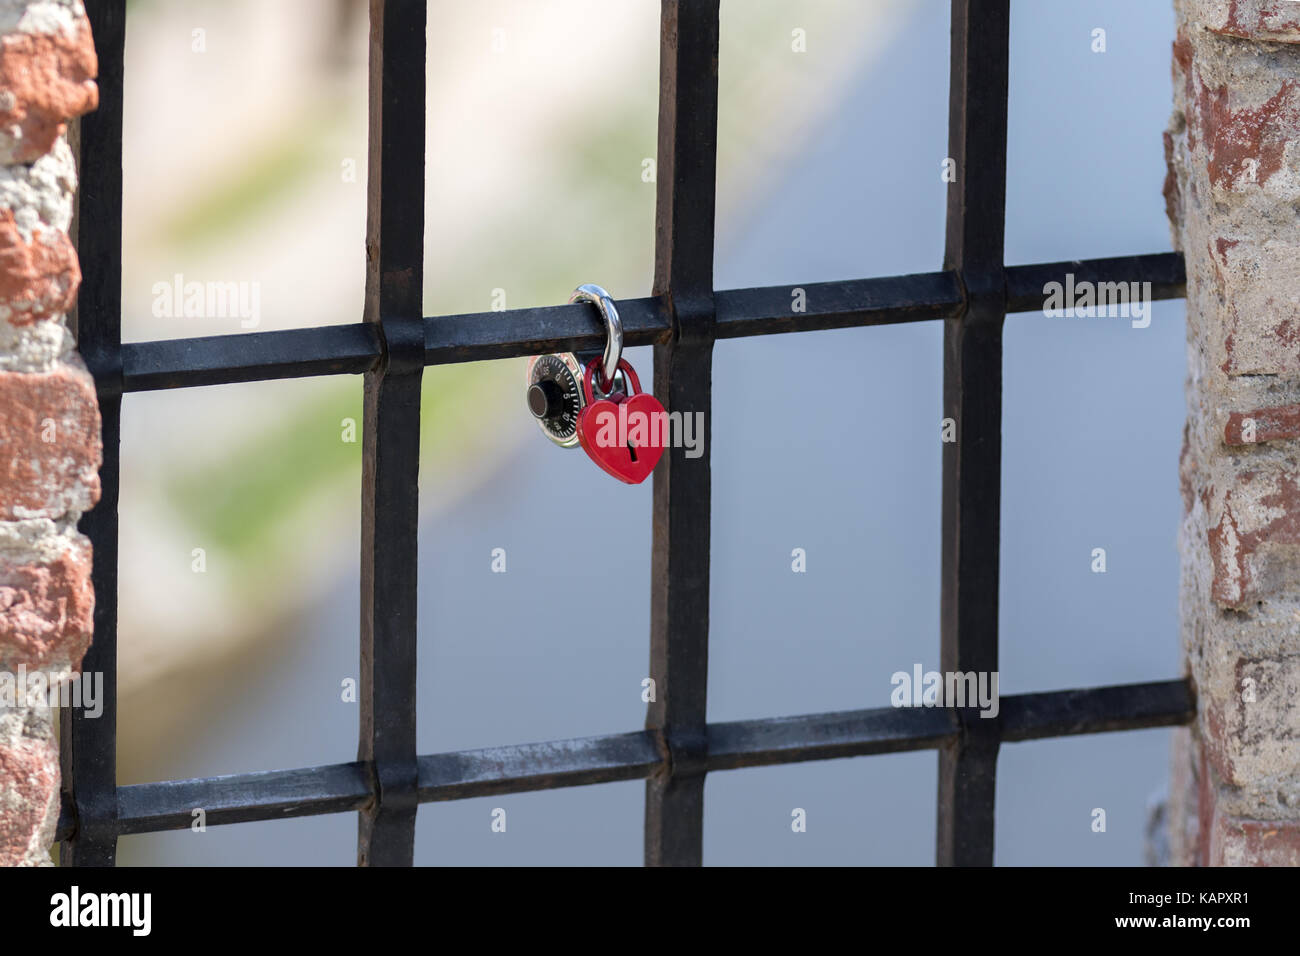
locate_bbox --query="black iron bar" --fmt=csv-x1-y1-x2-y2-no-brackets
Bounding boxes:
1004,253,1186,314
55,679,1193,841
121,323,381,392
355,0,425,867
643,0,720,868
937,0,1011,868
60,0,126,867
110,253,1185,393
113,763,373,836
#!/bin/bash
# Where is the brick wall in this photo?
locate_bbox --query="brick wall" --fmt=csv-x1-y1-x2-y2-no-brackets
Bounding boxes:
0,0,99,868
1167,0,1300,866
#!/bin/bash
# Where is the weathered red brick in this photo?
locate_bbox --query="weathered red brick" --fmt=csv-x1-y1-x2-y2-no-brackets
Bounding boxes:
1202,696,1236,792
0,19,97,164
1210,240,1300,377
0,728,58,867
1175,49,1300,377
1206,472,1300,606
1195,731,1300,865
0,365,100,520
0,209,79,325
1180,423,1195,514
1174,25,1194,85
1198,78,1299,191
1197,745,1215,867
1163,129,1183,231
1210,815,1300,865
0,536,93,672
1224,404,1300,445
1202,0,1300,43
1200,654,1300,791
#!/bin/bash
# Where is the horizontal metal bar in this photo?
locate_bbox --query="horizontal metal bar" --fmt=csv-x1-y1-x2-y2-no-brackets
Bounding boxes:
121,324,382,392
418,730,662,802
1000,677,1194,742
1004,251,1186,314
57,679,1191,841
706,704,955,770
714,271,964,338
423,296,670,366
113,762,372,836
108,253,1185,393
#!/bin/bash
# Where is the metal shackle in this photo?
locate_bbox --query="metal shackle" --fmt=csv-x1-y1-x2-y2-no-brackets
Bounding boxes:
569,283,622,392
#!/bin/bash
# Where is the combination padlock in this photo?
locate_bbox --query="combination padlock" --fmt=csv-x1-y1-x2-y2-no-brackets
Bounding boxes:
525,285,628,448
526,284,666,484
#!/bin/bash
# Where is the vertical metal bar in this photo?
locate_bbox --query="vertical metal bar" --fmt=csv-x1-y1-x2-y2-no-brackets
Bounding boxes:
937,0,1009,867
644,0,719,868
357,0,425,867
60,0,127,867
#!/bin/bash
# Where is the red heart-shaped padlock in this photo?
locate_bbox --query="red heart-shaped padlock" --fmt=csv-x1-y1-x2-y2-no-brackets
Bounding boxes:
576,358,666,484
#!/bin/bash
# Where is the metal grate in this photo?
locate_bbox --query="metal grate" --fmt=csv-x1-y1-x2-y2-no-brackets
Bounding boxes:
58,0,1195,867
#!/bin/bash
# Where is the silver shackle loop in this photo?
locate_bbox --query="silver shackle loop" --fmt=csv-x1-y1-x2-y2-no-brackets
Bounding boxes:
570,283,622,391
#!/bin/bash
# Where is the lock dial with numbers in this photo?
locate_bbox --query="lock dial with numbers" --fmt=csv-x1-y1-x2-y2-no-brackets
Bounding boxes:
526,352,627,447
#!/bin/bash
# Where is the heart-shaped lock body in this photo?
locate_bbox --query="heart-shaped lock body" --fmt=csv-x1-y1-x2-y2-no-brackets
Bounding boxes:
576,357,666,484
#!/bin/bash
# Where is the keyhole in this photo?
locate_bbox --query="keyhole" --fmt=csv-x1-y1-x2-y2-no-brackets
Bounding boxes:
626,441,638,462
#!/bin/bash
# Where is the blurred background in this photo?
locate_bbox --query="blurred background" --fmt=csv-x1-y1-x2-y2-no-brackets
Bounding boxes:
105,0,1182,865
